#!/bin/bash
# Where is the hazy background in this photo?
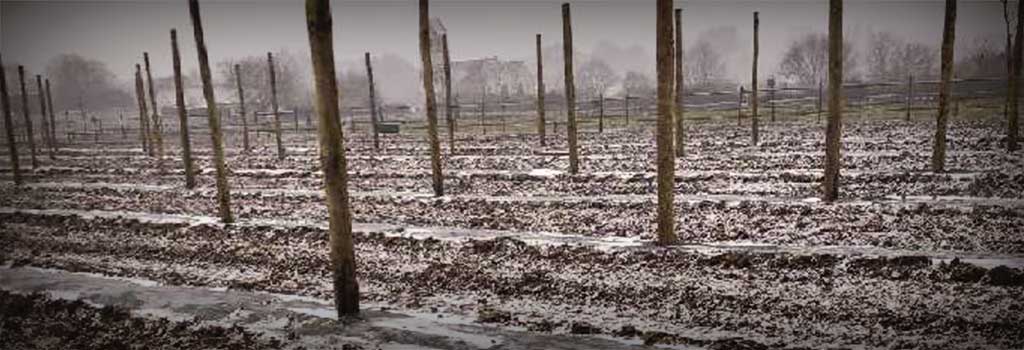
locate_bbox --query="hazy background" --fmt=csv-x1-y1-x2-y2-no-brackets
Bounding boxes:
0,0,1009,107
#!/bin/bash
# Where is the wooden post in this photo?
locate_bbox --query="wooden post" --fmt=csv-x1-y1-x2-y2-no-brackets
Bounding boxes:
134,65,150,155
674,8,684,157
480,85,486,135
1009,0,1023,152
932,0,956,173
751,12,759,146
0,53,21,185
172,29,196,189
625,94,630,126
420,0,444,197
562,3,580,174
656,0,677,245
536,34,546,147
817,80,823,124
144,52,165,162
598,93,604,133
823,0,843,202
305,0,358,317
500,102,507,133
268,52,286,160
365,52,380,150
738,86,744,125
234,64,250,151
45,79,56,153
189,0,233,223
35,75,54,160
442,34,455,154
17,66,38,169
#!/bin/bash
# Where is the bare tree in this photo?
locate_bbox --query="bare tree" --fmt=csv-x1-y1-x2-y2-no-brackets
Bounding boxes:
172,29,196,189
420,0,444,197
684,40,725,89
623,71,655,97
578,58,618,101
563,2,580,174
46,54,131,112
536,34,546,147
656,0,677,245
823,0,843,202
868,32,938,81
0,53,20,185
778,33,856,87
189,0,233,223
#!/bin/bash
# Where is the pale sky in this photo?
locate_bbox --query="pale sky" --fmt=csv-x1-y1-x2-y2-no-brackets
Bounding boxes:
0,0,1009,84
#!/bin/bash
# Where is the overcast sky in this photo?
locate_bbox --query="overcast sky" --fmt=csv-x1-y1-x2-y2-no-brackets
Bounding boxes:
0,0,1008,84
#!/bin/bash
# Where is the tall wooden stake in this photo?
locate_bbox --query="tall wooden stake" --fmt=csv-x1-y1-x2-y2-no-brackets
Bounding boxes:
1008,0,1022,152
823,0,843,201
751,12,760,146
189,0,233,223
536,34,546,147
420,0,444,196
306,0,358,316
17,66,38,169
674,8,685,157
172,29,196,189
144,52,165,162
562,3,580,174
0,53,20,185
655,0,677,245
235,64,250,152
35,75,54,160
442,34,455,154
932,0,956,172
906,74,914,122
365,52,380,150
268,52,285,160
598,93,604,133
45,79,56,153
134,65,151,155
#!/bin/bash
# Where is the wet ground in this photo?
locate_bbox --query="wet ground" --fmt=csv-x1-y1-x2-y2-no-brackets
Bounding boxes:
2,117,1023,349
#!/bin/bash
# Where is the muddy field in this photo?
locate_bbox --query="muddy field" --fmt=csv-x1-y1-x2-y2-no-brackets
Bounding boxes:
2,115,1023,349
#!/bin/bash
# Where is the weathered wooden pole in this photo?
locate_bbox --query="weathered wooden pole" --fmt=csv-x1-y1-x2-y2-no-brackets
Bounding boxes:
625,94,630,126
536,34,546,147
598,93,605,133
1008,0,1022,152
144,52,165,162
442,34,455,154
420,0,444,197
305,0,358,317
189,0,233,223
655,0,677,245
906,74,914,122
932,0,956,172
674,8,685,157
480,86,486,135
817,80,823,124
45,79,57,155
234,64,250,152
365,52,380,150
172,29,196,189
562,3,580,174
268,52,286,160
135,65,151,154
738,86,744,125
823,0,843,202
17,66,38,169
0,53,21,185
751,12,760,146
35,75,54,160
